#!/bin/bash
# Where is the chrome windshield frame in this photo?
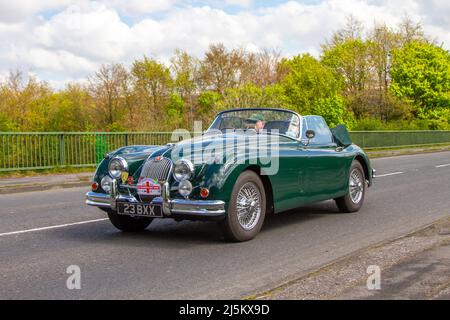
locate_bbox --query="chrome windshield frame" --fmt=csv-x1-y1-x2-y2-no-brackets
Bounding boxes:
207,108,303,141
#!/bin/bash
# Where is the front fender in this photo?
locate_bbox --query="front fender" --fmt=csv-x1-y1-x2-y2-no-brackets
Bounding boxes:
202,159,265,211
352,147,373,187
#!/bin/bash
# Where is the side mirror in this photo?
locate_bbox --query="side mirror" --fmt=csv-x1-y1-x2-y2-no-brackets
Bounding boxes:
305,129,315,140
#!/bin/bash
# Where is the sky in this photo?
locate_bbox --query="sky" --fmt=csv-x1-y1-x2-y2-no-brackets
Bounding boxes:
0,0,449,89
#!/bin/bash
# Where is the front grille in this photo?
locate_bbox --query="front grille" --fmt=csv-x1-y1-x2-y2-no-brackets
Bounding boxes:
140,157,172,182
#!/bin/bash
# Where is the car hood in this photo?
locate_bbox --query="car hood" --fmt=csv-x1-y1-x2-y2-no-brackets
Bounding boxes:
161,131,283,167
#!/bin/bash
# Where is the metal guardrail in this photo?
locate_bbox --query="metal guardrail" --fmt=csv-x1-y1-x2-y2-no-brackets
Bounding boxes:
1,131,450,172
0,132,174,172
350,131,450,149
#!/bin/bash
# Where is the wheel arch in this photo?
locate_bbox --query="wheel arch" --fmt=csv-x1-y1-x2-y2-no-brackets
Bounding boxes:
354,154,370,184
218,164,275,214
244,165,275,215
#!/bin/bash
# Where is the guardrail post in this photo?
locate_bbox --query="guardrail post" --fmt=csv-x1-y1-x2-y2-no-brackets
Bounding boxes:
59,134,65,166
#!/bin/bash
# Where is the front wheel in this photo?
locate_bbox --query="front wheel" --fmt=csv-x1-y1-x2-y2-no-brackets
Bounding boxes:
219,171,266,242
335,161,366,213
107,211,153,232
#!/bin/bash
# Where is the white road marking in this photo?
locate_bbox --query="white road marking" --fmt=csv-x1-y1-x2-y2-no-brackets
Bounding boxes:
436,164,450,168
374,172,404,178
0,218,108,237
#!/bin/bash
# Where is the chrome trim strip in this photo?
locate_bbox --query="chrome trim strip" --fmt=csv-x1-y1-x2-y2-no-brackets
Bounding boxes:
86,182,226,218
161,182,225,215
85,191,111,208
170,199,226,215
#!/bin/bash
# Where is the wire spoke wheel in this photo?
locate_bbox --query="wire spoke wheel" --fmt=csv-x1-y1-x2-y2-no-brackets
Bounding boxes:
349,168,364,204
236,182,262,231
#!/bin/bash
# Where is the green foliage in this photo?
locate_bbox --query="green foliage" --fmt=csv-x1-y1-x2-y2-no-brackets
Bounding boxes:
131,56,173,116
105,122,127,132
417,107,450,130
280,54,341,114
312,95,355,128
48,84,94,131
0,113,17,131
218,82,287,111
390,41,450,109
351,117,448,131
197,91,222,118
165,93,185,127
321,39,372,92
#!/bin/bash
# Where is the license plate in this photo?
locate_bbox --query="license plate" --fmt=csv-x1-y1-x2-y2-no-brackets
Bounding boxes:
117,202,162,218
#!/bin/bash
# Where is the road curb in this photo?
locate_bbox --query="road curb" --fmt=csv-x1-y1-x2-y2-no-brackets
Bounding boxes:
0,181,90,195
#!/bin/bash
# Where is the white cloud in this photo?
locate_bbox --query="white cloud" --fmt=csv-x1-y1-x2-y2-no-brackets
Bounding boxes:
0,0,448,89
107,0,175,16
0,0,72,23
224,0,253,7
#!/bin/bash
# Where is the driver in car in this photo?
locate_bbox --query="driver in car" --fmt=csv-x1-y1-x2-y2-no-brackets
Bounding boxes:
246,114,265,133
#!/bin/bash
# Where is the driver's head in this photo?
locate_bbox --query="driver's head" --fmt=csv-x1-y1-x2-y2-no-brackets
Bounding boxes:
255,120,265,132
248,113,265,132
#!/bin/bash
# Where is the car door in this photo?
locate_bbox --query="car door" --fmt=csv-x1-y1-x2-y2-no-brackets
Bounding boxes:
303,116,348,202
262,113,309,213
271,136,310,212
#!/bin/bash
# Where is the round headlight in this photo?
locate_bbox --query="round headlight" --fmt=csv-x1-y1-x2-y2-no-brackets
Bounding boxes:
101,175,113,193
178,180,193,198
173,159,194,182
108,157,128,179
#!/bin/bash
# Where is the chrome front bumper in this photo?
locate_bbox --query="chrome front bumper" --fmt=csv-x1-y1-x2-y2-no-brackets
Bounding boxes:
86,181,226,219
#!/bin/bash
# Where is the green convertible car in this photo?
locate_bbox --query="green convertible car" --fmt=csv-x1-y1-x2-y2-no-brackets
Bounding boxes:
86,108,375,242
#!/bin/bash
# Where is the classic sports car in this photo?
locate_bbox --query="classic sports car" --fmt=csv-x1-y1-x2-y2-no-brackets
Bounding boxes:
86,108,374,242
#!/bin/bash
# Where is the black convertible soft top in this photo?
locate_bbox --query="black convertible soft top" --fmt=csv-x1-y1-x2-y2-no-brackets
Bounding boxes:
331,125,353,147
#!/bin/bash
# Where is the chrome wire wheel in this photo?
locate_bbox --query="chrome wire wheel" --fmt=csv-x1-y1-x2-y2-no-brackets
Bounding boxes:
349,168,364,204
236,182,262,231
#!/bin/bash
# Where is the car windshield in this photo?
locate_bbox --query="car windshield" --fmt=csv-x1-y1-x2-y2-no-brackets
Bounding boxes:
208,109,301,138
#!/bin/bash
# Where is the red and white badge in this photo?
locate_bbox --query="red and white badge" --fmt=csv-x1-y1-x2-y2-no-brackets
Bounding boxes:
137,178,161,196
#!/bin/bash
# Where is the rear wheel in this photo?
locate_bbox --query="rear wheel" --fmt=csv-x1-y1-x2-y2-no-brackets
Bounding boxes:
107,211,153,232
335,161,366,213
219,171,266,242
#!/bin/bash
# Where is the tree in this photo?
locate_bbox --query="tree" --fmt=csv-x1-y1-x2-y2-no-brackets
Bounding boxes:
89,64,129,129
312,95,354,128
397,16,427,45
196,91,222,121
165,93,185,128
390,41,450,110
48,84,94,131
132,57,173,126
218,82,287,111
254,49,283,87
280,54,342,114
325,15,364,48
199,44,246,94
171,49,200,123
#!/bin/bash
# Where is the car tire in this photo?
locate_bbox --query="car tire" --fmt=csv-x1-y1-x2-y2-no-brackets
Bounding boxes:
335,160,366,213
107,210,153,232
219,170,266,242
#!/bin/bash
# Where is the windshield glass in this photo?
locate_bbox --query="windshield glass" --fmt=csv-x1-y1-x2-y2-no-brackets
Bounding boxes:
208,109,301,138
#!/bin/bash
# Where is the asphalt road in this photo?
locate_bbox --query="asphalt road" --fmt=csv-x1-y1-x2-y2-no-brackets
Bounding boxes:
1,151,450,299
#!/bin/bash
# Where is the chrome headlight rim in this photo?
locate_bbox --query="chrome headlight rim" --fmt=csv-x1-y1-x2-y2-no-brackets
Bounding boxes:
101,175,113,193
173,159,195,182
178,180,193,198
108,156,128,179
